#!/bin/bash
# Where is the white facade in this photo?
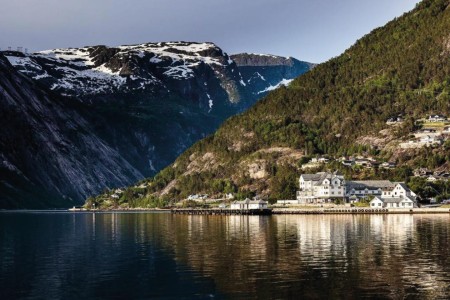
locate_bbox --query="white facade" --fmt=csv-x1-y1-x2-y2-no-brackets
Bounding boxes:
370,196,415,209
428,115,447,122
371,183,417,208
231,199,268,210
382,183,417,199
297,172,346,204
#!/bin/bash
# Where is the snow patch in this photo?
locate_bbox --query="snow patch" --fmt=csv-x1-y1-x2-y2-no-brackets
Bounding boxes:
257,78,293,94
207,93,213,112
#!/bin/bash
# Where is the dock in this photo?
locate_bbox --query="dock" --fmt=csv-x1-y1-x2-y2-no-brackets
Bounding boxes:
272,208,389,214
171,208,273,215
272,208,450,214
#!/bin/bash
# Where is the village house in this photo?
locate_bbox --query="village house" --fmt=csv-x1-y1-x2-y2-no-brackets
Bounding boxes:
380,162,396,169
371,183,417,208
428,114,447,122
370,196,415,209
231,199,268,210
386,116,404,124
381,183,417,198
420,135,442,145
413,168,432,177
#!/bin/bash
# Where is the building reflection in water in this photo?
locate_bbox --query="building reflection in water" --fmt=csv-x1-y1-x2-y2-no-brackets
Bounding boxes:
160,214,450,299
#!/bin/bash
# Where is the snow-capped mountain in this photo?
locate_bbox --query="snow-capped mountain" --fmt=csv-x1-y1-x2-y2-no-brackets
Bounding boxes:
1,42,313,208
5,42,247,108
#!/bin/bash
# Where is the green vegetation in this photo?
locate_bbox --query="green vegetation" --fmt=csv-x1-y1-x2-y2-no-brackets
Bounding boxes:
87,0,450,208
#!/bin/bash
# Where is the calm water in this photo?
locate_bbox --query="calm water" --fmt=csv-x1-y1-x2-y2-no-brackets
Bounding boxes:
1,212,450,299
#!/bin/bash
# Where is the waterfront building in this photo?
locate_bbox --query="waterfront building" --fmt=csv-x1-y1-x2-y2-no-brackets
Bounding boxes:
345,180,395,199
289,171,418,206
370,196,415,209
296,171,346,204
231,199,268,210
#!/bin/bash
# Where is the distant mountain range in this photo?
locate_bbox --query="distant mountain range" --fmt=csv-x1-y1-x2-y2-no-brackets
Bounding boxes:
0,42,313,208
91,0,450,208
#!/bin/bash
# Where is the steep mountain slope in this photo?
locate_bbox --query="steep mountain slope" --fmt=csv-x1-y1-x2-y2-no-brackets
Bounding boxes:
0,55,143,208
1,42,312,208
92,0,450,207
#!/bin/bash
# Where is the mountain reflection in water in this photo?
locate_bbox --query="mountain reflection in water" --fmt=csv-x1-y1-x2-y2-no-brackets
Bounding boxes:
1,212,449,299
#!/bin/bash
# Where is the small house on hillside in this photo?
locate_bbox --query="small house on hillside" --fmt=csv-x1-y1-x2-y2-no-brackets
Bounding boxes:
428,114,447,122
420,135,442,145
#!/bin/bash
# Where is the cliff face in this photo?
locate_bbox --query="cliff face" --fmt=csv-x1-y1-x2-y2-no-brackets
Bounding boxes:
0,55,143,208
0,43,313,208
231,53,314,97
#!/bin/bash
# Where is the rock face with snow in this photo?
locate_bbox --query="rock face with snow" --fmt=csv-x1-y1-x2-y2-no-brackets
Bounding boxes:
231,53,314,96
1,42,312,208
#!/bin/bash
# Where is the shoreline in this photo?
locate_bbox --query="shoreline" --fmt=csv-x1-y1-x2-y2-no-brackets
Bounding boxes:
1,207,449,215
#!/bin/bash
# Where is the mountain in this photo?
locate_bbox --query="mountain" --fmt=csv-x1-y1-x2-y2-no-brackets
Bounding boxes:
0,42,312,208
91,0,450,208
0,55,142,208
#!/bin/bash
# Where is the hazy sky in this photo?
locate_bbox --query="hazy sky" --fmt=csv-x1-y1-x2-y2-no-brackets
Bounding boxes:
0,0,419,63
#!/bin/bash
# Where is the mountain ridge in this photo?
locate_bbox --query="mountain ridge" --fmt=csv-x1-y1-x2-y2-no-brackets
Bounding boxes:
0,42,313,208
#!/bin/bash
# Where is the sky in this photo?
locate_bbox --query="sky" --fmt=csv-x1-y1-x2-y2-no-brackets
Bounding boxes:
0,0,419,63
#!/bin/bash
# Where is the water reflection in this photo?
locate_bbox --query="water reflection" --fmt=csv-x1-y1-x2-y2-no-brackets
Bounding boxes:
160,214,450,299
0,212,449,299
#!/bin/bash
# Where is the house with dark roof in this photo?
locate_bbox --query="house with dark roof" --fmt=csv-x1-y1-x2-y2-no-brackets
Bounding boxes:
346,180,395,199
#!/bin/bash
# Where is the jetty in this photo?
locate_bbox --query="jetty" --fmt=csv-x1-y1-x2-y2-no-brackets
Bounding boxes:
272,208,450,214
171,208,273,215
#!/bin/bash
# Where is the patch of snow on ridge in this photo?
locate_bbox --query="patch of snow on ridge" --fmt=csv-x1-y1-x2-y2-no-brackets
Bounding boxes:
256,72,266,81
257,78,293,94
6,56,41,69
207,93,213,112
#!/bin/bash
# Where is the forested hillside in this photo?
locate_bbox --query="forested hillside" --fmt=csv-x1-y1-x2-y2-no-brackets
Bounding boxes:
89,0,450,208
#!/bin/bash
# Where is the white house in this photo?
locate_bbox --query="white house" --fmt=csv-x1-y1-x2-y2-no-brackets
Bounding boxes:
372,182,418,208
370,196,415,209
249,200,268,209
297,171,346,204
428,114,447,122
231,199,268,210
381,183,417,199
420,135,442,145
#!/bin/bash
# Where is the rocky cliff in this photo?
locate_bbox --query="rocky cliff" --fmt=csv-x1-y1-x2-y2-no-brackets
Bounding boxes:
1,42,312,208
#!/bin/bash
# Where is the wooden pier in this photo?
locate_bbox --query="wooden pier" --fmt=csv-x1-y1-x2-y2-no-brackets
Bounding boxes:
171,208,273,215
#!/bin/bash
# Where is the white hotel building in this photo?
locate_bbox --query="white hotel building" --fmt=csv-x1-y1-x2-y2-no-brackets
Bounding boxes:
288,171,418,208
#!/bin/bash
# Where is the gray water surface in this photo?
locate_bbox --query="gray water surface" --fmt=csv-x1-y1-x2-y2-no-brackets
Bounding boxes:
1,212,449,299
